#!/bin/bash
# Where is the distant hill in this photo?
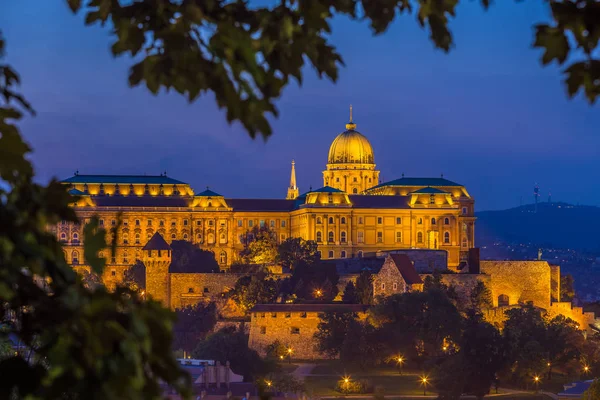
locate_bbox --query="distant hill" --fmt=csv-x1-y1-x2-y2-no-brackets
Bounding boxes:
476,202,600,251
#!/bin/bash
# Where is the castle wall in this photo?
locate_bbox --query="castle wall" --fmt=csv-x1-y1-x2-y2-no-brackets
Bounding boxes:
386,250,448,273
169,273,245,310
550,264,561,302
480,261,551,308
248,309,368,360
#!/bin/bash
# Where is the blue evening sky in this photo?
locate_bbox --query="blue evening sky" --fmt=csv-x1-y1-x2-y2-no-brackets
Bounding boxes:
1,1,598,210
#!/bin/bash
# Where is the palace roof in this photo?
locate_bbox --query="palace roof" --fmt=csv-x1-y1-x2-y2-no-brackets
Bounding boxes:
93,196,190,207
68,188,85,196
373,177,462,189
348,195,410,209
62,174,187,185
142,232,171,251
197,189,222,197
307,186,344,194
410,187,449,194
250,304,370,313
226,199,296,212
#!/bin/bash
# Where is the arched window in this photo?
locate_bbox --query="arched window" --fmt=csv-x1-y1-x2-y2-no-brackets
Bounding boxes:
431,218,436,225
340,231,347,243
444,217,450,225
60,232,67,241
357,250,363,258
123,233,129,244
417,232,424,243
341,251,347,258
462,237,468,248
72,251,79,265
462,223,468,232
183,233,188,240
368,178,372,183
220,233,226,243
328,217,334,224
207,233,215,244
328,250,334,258
316,231,322,242
123,251,128,264
328,231,334,243
418,217,423,225
498,294,509,307
135,233,140,244
341,217,346,224
72,232,79,242
353,177,357,182
352,188,358,194
444,232,450,244
171,233,176,240
219,251,227,265
147,233,152,241
197,233,202,243
316,217,322,224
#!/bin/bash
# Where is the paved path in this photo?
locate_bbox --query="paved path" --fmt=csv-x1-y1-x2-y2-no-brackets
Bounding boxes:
292,363,317,381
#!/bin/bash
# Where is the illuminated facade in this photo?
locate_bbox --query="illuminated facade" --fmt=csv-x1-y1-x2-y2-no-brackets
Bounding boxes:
56,109,475,278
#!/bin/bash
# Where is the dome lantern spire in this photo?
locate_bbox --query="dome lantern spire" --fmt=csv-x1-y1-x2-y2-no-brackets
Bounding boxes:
346,104,356,131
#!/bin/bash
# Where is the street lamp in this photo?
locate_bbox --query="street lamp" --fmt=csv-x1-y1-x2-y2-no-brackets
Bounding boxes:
265,380,272,390
342,375,351,392
533,376,540,393
583,365,590,375
396,355,405,375
314,288,323,299
287,347,292,364
420,376,429,396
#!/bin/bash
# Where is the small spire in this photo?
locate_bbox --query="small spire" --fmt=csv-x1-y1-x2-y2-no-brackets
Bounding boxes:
286,159,299,200
441,173,444,178
345,104,356,131
402,173,405,178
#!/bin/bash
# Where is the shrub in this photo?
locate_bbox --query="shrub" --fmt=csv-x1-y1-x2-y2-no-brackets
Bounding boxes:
335,379,373,394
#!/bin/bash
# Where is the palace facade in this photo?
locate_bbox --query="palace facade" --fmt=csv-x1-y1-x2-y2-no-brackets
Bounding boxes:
56,110,475,278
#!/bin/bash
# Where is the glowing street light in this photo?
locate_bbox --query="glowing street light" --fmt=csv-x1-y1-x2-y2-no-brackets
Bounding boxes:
314,289,323,298
533,375,540,393
342,375,351,392
420,376,429,396
265,380,272,389
396,355,405,375
287,347,293,364
584,365,590,375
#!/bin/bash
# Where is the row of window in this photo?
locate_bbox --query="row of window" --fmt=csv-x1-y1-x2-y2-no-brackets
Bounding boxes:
67,248,229,265
237,219,287,228
315,231,457,245
316,216,459,226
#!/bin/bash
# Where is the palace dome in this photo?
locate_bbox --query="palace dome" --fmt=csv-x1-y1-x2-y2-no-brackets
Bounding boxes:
327,121,374,165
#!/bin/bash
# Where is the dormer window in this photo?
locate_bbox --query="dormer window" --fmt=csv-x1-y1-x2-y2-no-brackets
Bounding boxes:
429,194,435,204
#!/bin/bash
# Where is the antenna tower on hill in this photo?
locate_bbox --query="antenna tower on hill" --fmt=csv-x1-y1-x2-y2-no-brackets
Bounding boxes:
534,183,540,213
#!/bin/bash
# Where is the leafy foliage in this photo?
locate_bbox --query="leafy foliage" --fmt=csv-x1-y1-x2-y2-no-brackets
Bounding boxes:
62,1,600,140
287,261,339,302
192,327,274,381
561,273,576,301
277,237,319,270
170,240,220,273
239,226,278,265
314,312,359,359
341,281,359,304
229,272,280,312
355,270,374,305
0,35,190,398
172,302,218,353
584,378,600,400
79,268,103,290
122,260,146,292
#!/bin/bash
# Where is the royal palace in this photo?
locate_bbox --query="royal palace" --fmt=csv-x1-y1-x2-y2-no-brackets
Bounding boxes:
56,109,475,277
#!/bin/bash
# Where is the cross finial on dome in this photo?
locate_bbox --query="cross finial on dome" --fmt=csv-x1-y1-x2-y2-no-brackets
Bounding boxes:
349,104,353,123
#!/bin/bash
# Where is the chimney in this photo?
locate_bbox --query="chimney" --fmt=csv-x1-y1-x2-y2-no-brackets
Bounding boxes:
468,248,480,274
